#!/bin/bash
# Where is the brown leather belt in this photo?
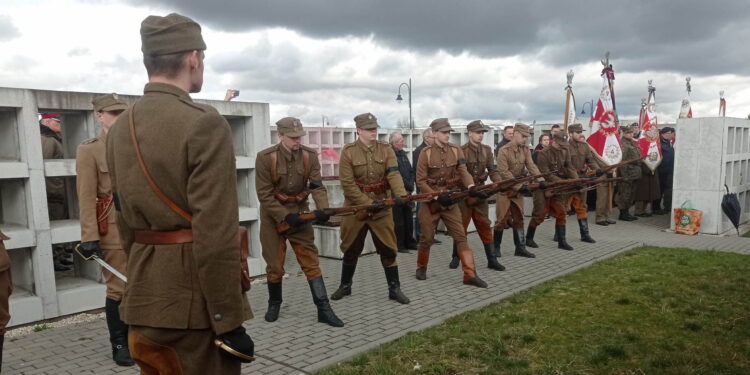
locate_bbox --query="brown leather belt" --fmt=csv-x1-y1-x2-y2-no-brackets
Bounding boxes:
274,190,309,204
134,229,193,244
356,178,390,194
426,176,460,189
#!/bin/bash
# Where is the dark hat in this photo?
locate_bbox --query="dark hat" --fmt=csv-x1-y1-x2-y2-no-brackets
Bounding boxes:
621,124,635,134
276,117,306,137
568,123,583,133
659,127,675,134
141,13,206,56
41,113,62,123
513,122,530,136
429,118,452,132
92,94,128,113
553,130,569,145
353,113,379,129
466,120,489,133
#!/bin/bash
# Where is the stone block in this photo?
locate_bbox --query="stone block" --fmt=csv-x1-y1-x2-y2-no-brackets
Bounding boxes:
314,225,375,259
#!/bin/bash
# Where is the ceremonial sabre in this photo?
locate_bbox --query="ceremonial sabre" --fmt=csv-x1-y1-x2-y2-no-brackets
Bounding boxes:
74,244,128,282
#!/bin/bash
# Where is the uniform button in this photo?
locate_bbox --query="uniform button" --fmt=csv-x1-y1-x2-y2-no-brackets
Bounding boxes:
214,314,223,321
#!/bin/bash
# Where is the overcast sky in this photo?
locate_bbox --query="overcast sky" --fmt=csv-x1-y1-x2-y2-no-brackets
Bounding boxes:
2,0,749,127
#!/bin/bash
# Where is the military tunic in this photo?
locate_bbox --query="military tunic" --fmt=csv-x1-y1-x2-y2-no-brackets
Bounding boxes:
568,139,603,220
256,143,329,283
338,140,407,266
530,146,579,226
615,137,643,211
41,127,68,266
0,230,11,336
459,142,501,244
76,131,127,300
107,83,252,373
495,143,543,229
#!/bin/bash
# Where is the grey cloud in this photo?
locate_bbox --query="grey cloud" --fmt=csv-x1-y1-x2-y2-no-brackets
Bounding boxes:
68,48,91,57
0,15,20,41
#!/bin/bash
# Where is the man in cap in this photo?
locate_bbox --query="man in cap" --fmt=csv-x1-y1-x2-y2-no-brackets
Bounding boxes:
654,127,675,215
616,125,642,221
330,113,410,304
106,13,254,373
256,117,343,327
415,118,488,287
0,230,11,373
494,123,545,259
76,94,134,366
389,132,418,253
412,128,442,245
526,130,579,251
448,120,504,271
566,123,601,243
39,113,71,272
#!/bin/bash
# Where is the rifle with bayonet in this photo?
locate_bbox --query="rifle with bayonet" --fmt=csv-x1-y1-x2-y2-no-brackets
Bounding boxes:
596,157,644,175
275,190,452,233
464,171,556,207
544,177,624,195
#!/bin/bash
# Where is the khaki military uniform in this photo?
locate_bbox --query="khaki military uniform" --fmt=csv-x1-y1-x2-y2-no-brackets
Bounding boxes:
107,82,252,373
76,131,126,300
459,142,500,244
530,146,578,227
568,139,603,220
616,137,643,211
495,143,542,229
41,127,68,266
256,144,329,283
0,230,11,336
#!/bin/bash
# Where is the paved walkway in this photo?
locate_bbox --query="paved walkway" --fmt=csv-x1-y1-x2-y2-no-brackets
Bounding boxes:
5,213,749,374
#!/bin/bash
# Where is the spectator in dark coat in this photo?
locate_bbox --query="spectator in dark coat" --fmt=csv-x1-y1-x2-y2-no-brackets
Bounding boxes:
390,132,417,252
532,134,550,164
653,127,675,214
494,125,514,157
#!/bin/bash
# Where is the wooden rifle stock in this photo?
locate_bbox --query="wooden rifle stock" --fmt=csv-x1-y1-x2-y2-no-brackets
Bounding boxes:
598,157,644,174
465,171,555,207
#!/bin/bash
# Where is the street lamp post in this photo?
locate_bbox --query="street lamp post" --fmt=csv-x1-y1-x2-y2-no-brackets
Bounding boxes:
396,78,412,130
580,99,595,116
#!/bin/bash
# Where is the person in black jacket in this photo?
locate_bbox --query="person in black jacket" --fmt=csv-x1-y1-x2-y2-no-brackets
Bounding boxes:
653,127,675,215
391,132,418,252
412,128,441,244
494,125,514,157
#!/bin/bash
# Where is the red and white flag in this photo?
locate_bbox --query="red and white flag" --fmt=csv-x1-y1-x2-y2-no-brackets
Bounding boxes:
637,81,661,172
678,77,693,119
587,64,621,165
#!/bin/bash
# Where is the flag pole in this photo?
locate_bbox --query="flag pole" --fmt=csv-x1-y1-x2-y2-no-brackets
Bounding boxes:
563,70,574,132
601,52,618,124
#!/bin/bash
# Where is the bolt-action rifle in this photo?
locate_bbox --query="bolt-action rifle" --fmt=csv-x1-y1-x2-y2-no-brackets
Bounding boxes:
463,171,556,207
545,177,624,195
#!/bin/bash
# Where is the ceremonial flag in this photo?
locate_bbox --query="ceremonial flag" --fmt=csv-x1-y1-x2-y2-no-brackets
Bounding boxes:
587,53,621,165
563,70,576,131
637,81,661,172
719,90,726,117
678,77,693,119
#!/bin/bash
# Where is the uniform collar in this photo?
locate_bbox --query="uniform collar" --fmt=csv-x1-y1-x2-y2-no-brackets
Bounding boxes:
356,139,377,152
467,141,481,152
278,143,299,160
143,82,192,101
433,141,448,151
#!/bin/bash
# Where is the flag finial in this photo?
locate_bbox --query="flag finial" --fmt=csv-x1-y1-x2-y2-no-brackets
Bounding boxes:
566,70,574,87
685,77,691,94
720,90,725,99
601,51,610,67
641,98,647,107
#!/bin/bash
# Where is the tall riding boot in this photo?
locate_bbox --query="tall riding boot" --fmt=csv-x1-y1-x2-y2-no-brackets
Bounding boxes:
384,266,410,304
264,282,282,322
105,298,135,366
457,245,488,288
525,224,539,248
416,247,430,280
1,334,4,373
553,229,559,242
555,225,574,250
484,243,505,271
331,263,356,300
578,219,596,243
309,277,344,327
448,242,460,269
619,208,637,221
512,228,520,247
493,229,503,257
513,228,536,258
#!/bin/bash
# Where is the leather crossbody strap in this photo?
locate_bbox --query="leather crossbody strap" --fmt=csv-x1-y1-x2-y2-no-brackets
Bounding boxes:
128,103,193,223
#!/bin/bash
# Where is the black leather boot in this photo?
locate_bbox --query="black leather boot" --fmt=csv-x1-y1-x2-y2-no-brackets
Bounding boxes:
556,225,574,251
309,277,344,327
1,334,4,373
105,298,135,366
264,282,282,322
513,228,536,258
619,209,637,221
493,229,503,257
484,243,505,271
384,266,410,304
578,219,596,243
448,242,460,269
331,263,356,300
525,224,539,248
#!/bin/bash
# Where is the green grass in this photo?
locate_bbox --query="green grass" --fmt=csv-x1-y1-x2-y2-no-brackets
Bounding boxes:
32,323,49,332
743,230,750,238
319,247,750,375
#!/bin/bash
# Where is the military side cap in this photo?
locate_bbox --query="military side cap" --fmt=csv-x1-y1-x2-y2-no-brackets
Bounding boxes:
466,120,488,133
141,13,206,55
568,123,583,133
354,113,379,129
513,122,530,136
430,118,452,132
41,113,63,123
92,93,128,113
276,117,306,137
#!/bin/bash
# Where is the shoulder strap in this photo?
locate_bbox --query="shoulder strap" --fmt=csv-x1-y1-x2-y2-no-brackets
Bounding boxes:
128,104,193,222
302,150,311,181
425,147,432,162
452,146,459,160
269,150,279,183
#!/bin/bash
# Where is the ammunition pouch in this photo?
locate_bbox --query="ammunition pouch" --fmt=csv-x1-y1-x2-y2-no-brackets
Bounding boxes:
95,195,114,235
426,176,460,190
356,178,390,194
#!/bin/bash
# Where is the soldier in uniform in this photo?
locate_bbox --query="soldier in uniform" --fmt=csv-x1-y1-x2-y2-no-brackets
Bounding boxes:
107,13,254,373
76,94,134,366
330,113,410,304
415,118,488,288
567,123,600,243
616,125,642,221
526,130,579,251
493,123,545,259
40,113,71,271
448,120,504,271
0,230,12,373
255,117,343,327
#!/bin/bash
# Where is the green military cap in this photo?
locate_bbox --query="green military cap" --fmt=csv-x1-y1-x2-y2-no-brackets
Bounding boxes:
568,123,583,133
430,118,452,132
354,113,379,129
92,93,128,113
513,122,530,136
466,120,489,133
141,13,206,56
276,117,306,137
553,129,569,145
621,124,635,134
